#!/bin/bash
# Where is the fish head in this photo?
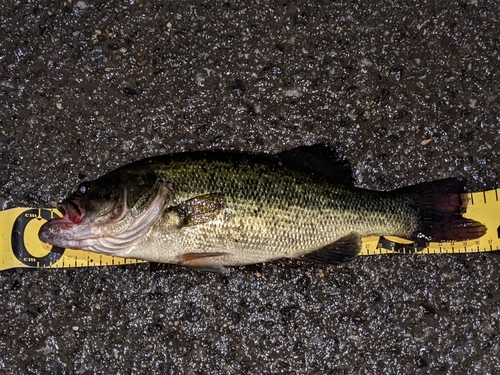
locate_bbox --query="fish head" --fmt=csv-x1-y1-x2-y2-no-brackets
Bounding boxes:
39,171,172,254
38,177,129,248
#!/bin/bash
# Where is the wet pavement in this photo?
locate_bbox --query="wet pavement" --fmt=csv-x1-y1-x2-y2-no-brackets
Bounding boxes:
1,1,500,374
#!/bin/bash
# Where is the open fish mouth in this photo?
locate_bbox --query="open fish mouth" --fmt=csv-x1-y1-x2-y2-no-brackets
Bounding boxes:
38,199,91,249
57,200,86,224
39,182,172,253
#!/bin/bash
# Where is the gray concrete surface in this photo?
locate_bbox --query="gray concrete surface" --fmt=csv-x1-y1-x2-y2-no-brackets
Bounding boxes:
1,1,500,374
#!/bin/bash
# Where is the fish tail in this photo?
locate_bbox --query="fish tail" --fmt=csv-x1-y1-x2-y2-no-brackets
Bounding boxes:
398,178,486,242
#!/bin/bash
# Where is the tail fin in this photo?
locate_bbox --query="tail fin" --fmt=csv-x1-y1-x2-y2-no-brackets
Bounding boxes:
397,178,486,242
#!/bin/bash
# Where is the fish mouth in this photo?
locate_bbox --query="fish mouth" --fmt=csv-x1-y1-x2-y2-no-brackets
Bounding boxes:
57,200,86,224
38,199,88,248
39,182,172,254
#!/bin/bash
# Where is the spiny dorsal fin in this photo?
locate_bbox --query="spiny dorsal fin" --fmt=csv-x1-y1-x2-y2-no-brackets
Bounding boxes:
300,232,361,264
277,143,354,185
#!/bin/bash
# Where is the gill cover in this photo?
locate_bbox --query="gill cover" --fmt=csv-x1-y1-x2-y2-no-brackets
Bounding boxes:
39,180,173,254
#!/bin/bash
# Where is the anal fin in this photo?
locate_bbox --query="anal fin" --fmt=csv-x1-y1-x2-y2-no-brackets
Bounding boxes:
177,252,229,273
300,232,361,264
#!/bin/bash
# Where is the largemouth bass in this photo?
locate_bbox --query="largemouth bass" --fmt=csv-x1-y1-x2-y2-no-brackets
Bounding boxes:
39,145,486,271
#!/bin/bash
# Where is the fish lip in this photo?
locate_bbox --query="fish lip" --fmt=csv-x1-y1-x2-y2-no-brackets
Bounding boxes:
39,215,98,250
38,199,121,249
38,200,88,247
39,217,77,246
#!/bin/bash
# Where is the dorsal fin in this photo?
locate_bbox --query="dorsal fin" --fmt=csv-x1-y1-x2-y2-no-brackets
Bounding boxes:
277,143,354,185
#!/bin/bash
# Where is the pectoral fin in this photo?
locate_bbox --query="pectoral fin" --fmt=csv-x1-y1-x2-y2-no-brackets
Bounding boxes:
170,193,226,227
177,252,229,273
300,232,361,264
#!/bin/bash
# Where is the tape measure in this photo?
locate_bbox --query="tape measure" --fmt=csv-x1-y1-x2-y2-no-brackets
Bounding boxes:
1,188,499,271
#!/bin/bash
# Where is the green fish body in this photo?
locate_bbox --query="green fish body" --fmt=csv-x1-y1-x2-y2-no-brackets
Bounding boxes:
39,145,486,271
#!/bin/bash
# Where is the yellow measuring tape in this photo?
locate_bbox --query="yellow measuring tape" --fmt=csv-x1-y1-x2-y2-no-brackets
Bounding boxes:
1,189,499,271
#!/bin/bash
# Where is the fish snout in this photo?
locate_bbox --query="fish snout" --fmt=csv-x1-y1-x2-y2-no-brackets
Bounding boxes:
38,221,51,243
38,219,68,246
38,205,82,247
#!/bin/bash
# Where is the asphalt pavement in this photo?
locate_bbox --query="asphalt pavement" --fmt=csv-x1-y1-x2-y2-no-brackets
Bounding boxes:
1,1,500,374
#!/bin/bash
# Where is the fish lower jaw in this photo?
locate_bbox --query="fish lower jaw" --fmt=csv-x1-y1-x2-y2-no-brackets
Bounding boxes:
41,235,128,255
53,238,99,252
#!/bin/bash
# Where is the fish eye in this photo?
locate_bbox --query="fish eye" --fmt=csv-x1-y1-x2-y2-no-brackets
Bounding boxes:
77,182,91,196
